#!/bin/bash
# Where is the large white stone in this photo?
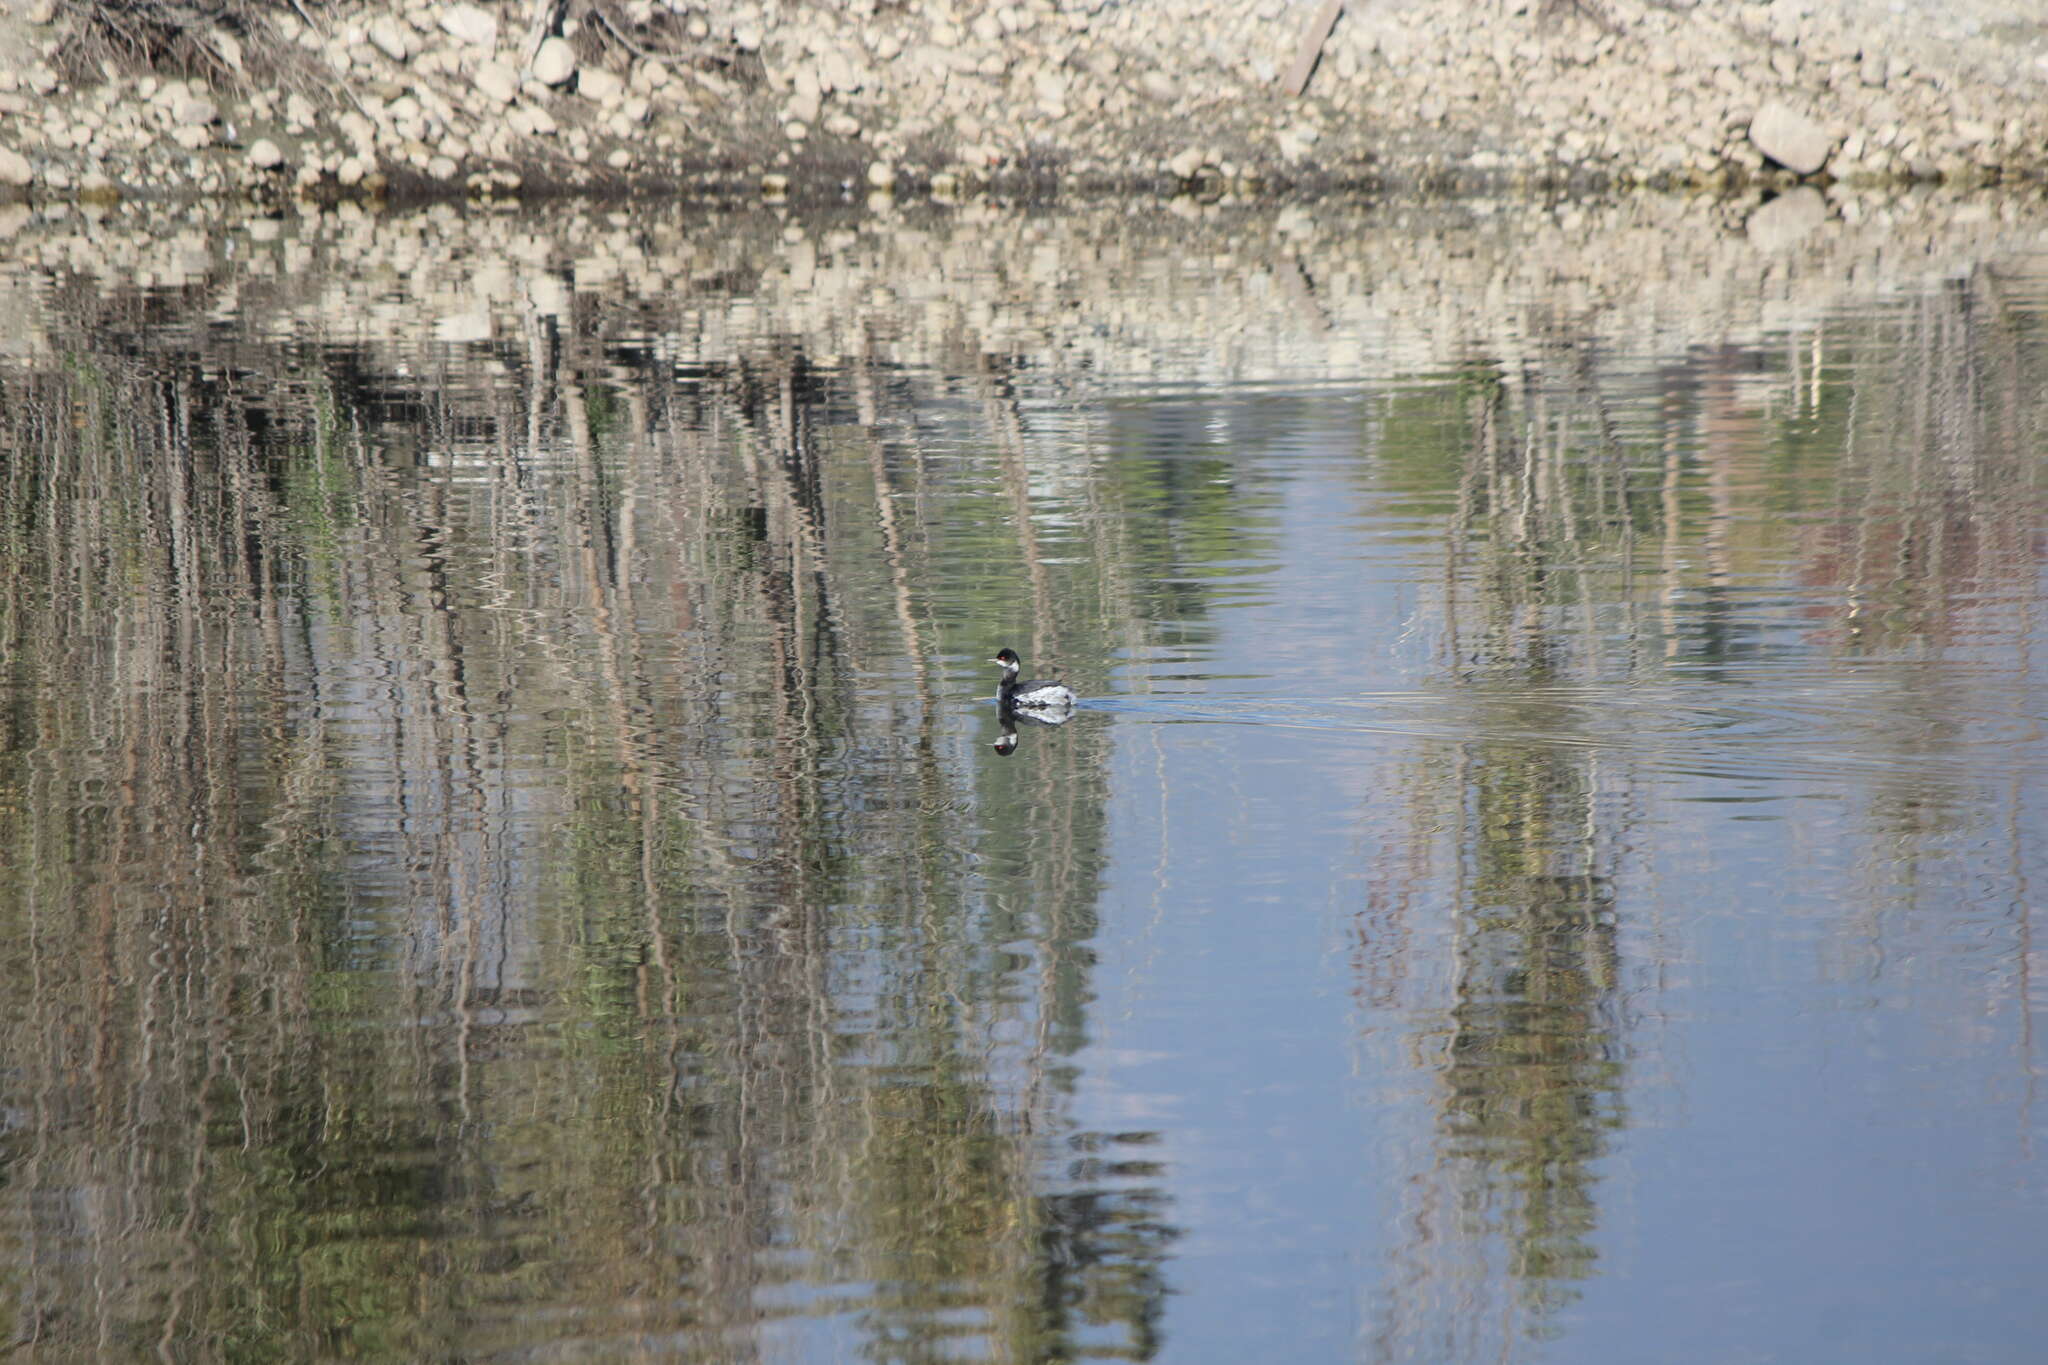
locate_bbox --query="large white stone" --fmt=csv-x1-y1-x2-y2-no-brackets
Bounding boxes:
248,138,285,169
578,66,623,104
820,49,861,93
532,36,577,87
1749,100,1833,175
440,4,501,50
0,146,31,185
368,17,412,63
476,59,519,106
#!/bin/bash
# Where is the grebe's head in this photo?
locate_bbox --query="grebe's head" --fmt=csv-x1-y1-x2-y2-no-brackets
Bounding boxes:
993,648,1021,671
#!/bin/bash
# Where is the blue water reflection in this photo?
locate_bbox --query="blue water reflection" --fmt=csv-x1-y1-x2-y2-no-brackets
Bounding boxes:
1028,324,2046,1363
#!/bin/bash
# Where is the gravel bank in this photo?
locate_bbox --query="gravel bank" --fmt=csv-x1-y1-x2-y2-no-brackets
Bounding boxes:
1,0,2045,200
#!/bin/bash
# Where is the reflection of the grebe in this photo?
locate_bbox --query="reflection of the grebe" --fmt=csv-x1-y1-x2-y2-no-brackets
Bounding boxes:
992,701,1073,755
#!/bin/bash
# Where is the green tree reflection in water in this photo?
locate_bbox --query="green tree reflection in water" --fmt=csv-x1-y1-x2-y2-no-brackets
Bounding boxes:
0,310,1183,1360
1371,458,1631,1357
1355,262,2045,1358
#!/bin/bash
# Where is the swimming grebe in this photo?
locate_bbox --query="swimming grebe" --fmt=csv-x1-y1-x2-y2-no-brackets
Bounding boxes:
993,648,1076,710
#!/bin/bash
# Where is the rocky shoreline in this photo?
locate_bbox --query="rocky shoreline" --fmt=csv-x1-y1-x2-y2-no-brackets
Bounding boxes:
1,0,2046,202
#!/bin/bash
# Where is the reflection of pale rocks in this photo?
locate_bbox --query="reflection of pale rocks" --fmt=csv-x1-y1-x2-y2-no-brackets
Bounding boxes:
434,309,492,342
1747,187,1828,250
526,274,569,317
0,147,33,186
0,189,2040,398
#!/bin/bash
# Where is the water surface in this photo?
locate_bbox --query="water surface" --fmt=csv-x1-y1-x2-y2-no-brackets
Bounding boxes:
1,194,2044,1363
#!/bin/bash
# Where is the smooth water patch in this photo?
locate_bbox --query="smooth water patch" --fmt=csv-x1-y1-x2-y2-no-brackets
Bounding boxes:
1092,672,2043,787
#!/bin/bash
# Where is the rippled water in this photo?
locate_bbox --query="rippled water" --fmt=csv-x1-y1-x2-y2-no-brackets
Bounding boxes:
1,195,2044,1363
